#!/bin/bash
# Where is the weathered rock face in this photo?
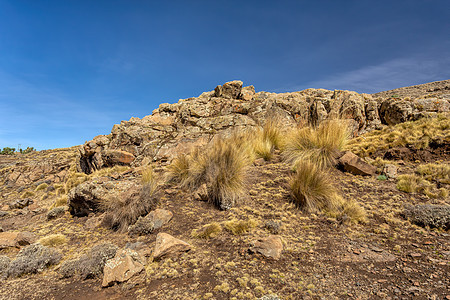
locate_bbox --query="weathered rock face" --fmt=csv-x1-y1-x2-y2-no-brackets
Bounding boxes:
67,179,140,217
337,151,376,176
102,248,145,287
77,81,450,174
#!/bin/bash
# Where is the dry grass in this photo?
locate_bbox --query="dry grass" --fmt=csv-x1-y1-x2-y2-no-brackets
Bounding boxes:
416,163,450,184
191,222,222,239
51,195,68,208
397,174,433,194
20,190,35,199
223,219,257,235
38,234,68,247
284,120,349,168
252,119,283,161
347,114,450,156
102,168,159,232
290,160,341,213
167,133,250,210
35,183,48,192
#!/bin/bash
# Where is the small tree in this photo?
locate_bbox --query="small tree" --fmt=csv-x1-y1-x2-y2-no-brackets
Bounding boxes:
22,147,35,154
0,147,15,155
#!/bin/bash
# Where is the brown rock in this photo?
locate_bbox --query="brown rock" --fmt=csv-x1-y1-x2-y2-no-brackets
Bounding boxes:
15,231,37,246
153,233,191,259
146,209,173,230
379,99,413,125
251,235,283,260
383,164,398,179
338,151,376,176
239,85,255,100
102,248,144,287
0,231,36,249
214,80,243,99
102,150,135,166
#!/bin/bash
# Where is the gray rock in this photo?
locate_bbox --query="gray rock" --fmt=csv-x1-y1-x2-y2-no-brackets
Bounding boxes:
264,220,282,234
8,198,33,209
383,164,398,179
379,99,413,125
7,244,61,277
128,209,173,236
402,204,450,230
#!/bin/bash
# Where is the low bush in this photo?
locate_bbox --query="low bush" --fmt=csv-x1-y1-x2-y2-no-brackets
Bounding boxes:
7,244,61,277
223,219,257,235
38,234,68,247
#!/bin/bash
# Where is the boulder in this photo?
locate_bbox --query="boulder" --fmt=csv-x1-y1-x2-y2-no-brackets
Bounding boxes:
214,80,243,99
337,151,376,176
128,209,173,236
382,164,398,179
379,99,414,125
0,231,37,249
250,235,283,260
102,150,135,166
153,233,191,259
68,179,140,217
239,85,255,100
8,198,33,210
102,248,145,287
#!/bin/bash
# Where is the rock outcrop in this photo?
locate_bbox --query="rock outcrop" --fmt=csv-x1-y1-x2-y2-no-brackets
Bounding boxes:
76,81,449,174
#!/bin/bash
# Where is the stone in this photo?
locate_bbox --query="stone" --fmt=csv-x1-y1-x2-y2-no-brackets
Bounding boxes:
102,150,135,166
402,204,450,230
0,231,36,249
251,235,283,260
102,248,145,287
15,231,37,246
239,85,255,100
379,99,414,125
153,233,191,259
264,221,282,234
8,198,33,209
383,164,398,179
193,184,208,201
337,151,376,176
214,80,243,99
128,209,173,236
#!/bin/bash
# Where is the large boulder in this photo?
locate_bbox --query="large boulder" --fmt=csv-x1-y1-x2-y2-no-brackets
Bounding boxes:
102,248,145,287
67,179,140,217
214,80,243,99
379,99,414,125
0,231,37,249
153,233,191,260
250,235,283,260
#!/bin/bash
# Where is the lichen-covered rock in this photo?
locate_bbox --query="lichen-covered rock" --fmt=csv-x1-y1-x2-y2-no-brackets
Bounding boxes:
7,244,61,277
59,243,118,279
402,204,450,230
102,248,144,287
153,233,191,260
128,209,173,236
379,99,414,125
250,235,283,260
67,179,140,217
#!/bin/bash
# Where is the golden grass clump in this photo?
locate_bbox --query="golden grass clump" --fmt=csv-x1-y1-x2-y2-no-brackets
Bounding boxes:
223,218,257,235
35,183,48,192
51,195,68,208
396,174,433,194
20,190,35,199
290,160,341,212
347,114,450,157
191,222,222,239
251,118,284,161
64,172,89,193
416,163,450,184
102,168,159,232
167,133,250,210
338,200,368,224
284,120,349,168
38,234,68,247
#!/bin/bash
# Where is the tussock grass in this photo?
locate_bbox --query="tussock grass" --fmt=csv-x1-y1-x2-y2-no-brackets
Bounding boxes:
397,174,433,194
416,163,450,184
290,160,341,212
348,114,450,157
35,183,48,192
20,190,35,199
191,222,222,239
284,120,349,168
38,234,68,247
102,168,159,232
51,195,68,208
223,218,257,235
64,172,89,193
167,133,250,210
252,118,284,161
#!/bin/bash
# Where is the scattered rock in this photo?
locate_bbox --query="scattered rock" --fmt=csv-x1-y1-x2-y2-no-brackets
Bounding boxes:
102,248,145,287
259,295,280,300
8,198,33,209
402,204,450,230
59,243,118,279
7,244,61,277
153,233,191,260
409,252,422,258
0,256,11,279
250,235,283,260
193,184,208,202
0,231,37,249
0,211,9,217
337,151,376,176
128,209,173,236
382,164,398,179
47,206,66,220
264,220,282,234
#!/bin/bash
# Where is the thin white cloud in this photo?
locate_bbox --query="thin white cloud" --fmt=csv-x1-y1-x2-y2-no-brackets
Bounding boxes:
291,54,450,94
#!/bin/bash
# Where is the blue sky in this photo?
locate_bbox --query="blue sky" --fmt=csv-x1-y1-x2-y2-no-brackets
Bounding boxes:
1,0,449,150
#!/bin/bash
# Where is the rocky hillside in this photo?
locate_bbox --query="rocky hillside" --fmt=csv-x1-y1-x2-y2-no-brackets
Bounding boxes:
0,81,449,300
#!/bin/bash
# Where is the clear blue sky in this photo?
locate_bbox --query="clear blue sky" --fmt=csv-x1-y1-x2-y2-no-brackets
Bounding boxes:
1,0,449,150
